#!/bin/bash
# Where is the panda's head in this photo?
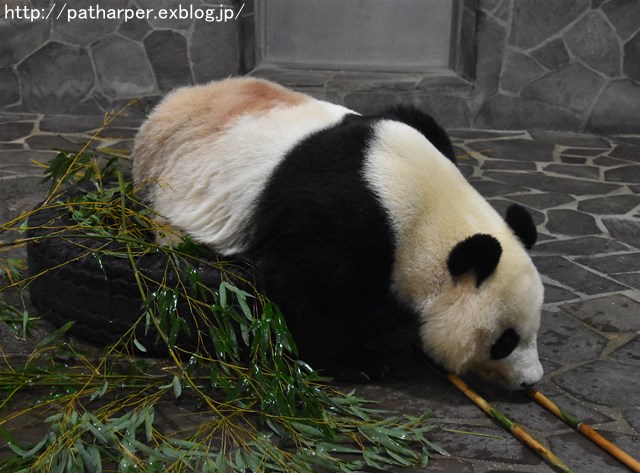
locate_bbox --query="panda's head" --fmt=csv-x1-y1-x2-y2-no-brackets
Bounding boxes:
419,204,544,390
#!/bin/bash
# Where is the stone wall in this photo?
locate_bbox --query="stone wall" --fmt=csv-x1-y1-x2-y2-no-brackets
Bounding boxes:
474,0,640,134
1,0,639,133
0,0,246,117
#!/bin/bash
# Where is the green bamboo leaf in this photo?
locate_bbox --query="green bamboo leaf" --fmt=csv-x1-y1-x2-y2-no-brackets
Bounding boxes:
171,375,182,398
144,407,154,442
240,321,251,346
119,454,137,473
167,317,180,348
219,281,228,308
385,447,415,466
18,217,29,233
89,380,109,402
44,413,64,424
74,439,102,473
421,447,431,467
235,450,247,470
361,427,415,459
62,450,75,473
362,449,386,470
34,320,74,349
291,421,326,439
21,309,30,339
168,438,200,450
214,451,228,471
6,442,28,457
237,294,253,320
133,338,147,353
85,423,109,444
159,442,181,459
109,411,134,432
7,434,48,458
349,404,371,422
315,442,361,455
129,439,166,460
69,410,79,427
87,445,103,473
423,437,450,457
221,281,254,320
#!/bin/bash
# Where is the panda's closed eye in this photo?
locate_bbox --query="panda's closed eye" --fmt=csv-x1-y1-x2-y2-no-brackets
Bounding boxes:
490,328,520,360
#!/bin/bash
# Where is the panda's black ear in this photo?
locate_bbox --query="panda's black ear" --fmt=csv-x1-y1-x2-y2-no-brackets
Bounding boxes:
381,105,456,163
505,204,537,250
447,234,502,288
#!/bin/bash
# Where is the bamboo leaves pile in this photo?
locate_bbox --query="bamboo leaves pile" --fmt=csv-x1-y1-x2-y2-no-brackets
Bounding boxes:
0,116,445,472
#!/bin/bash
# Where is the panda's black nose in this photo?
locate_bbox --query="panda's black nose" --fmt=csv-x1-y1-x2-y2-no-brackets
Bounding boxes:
520,381,536,389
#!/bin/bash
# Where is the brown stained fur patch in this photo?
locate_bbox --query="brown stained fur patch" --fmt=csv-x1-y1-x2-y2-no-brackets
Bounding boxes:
132,78,309,194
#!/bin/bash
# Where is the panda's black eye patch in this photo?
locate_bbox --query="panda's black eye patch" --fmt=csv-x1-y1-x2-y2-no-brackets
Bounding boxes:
490,328,520,360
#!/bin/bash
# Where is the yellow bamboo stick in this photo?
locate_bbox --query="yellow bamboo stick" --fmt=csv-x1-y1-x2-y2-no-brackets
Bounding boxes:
527,388,640,473
448,374,575,473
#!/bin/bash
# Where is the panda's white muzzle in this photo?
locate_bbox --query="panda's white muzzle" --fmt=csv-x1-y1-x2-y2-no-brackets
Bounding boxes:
502,341,544,390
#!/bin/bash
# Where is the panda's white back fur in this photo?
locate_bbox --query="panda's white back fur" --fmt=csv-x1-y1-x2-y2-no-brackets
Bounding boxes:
134,78,352,254
364,120,509,298
364,120,534,313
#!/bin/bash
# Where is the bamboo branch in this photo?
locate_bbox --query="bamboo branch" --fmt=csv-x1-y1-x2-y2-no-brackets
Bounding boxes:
527,388,640,473
448,374,575,473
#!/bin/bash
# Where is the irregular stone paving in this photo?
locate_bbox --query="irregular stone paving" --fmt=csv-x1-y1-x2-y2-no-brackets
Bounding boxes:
1,113,639,472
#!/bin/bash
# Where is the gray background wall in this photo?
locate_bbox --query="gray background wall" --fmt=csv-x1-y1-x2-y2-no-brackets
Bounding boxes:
1,0,639,133
473,0,640,133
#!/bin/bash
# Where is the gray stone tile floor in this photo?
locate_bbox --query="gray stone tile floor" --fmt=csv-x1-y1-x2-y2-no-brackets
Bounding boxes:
1,112,639,472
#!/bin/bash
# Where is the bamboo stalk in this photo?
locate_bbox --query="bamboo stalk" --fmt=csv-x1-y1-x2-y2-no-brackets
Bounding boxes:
527,388,640,473
448,374,575,473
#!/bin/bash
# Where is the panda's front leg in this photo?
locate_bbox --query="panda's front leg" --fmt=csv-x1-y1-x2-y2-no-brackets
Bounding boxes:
252,252,390,383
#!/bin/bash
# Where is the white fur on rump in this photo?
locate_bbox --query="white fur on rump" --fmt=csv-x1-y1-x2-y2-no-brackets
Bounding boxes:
364,120,543,389
133,77,352,253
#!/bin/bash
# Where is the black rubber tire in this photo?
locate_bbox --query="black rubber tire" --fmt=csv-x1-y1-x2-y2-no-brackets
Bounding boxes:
26,192,254,356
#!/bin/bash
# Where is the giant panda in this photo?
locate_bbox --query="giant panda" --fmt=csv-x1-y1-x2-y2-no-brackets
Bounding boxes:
133,77,544,390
